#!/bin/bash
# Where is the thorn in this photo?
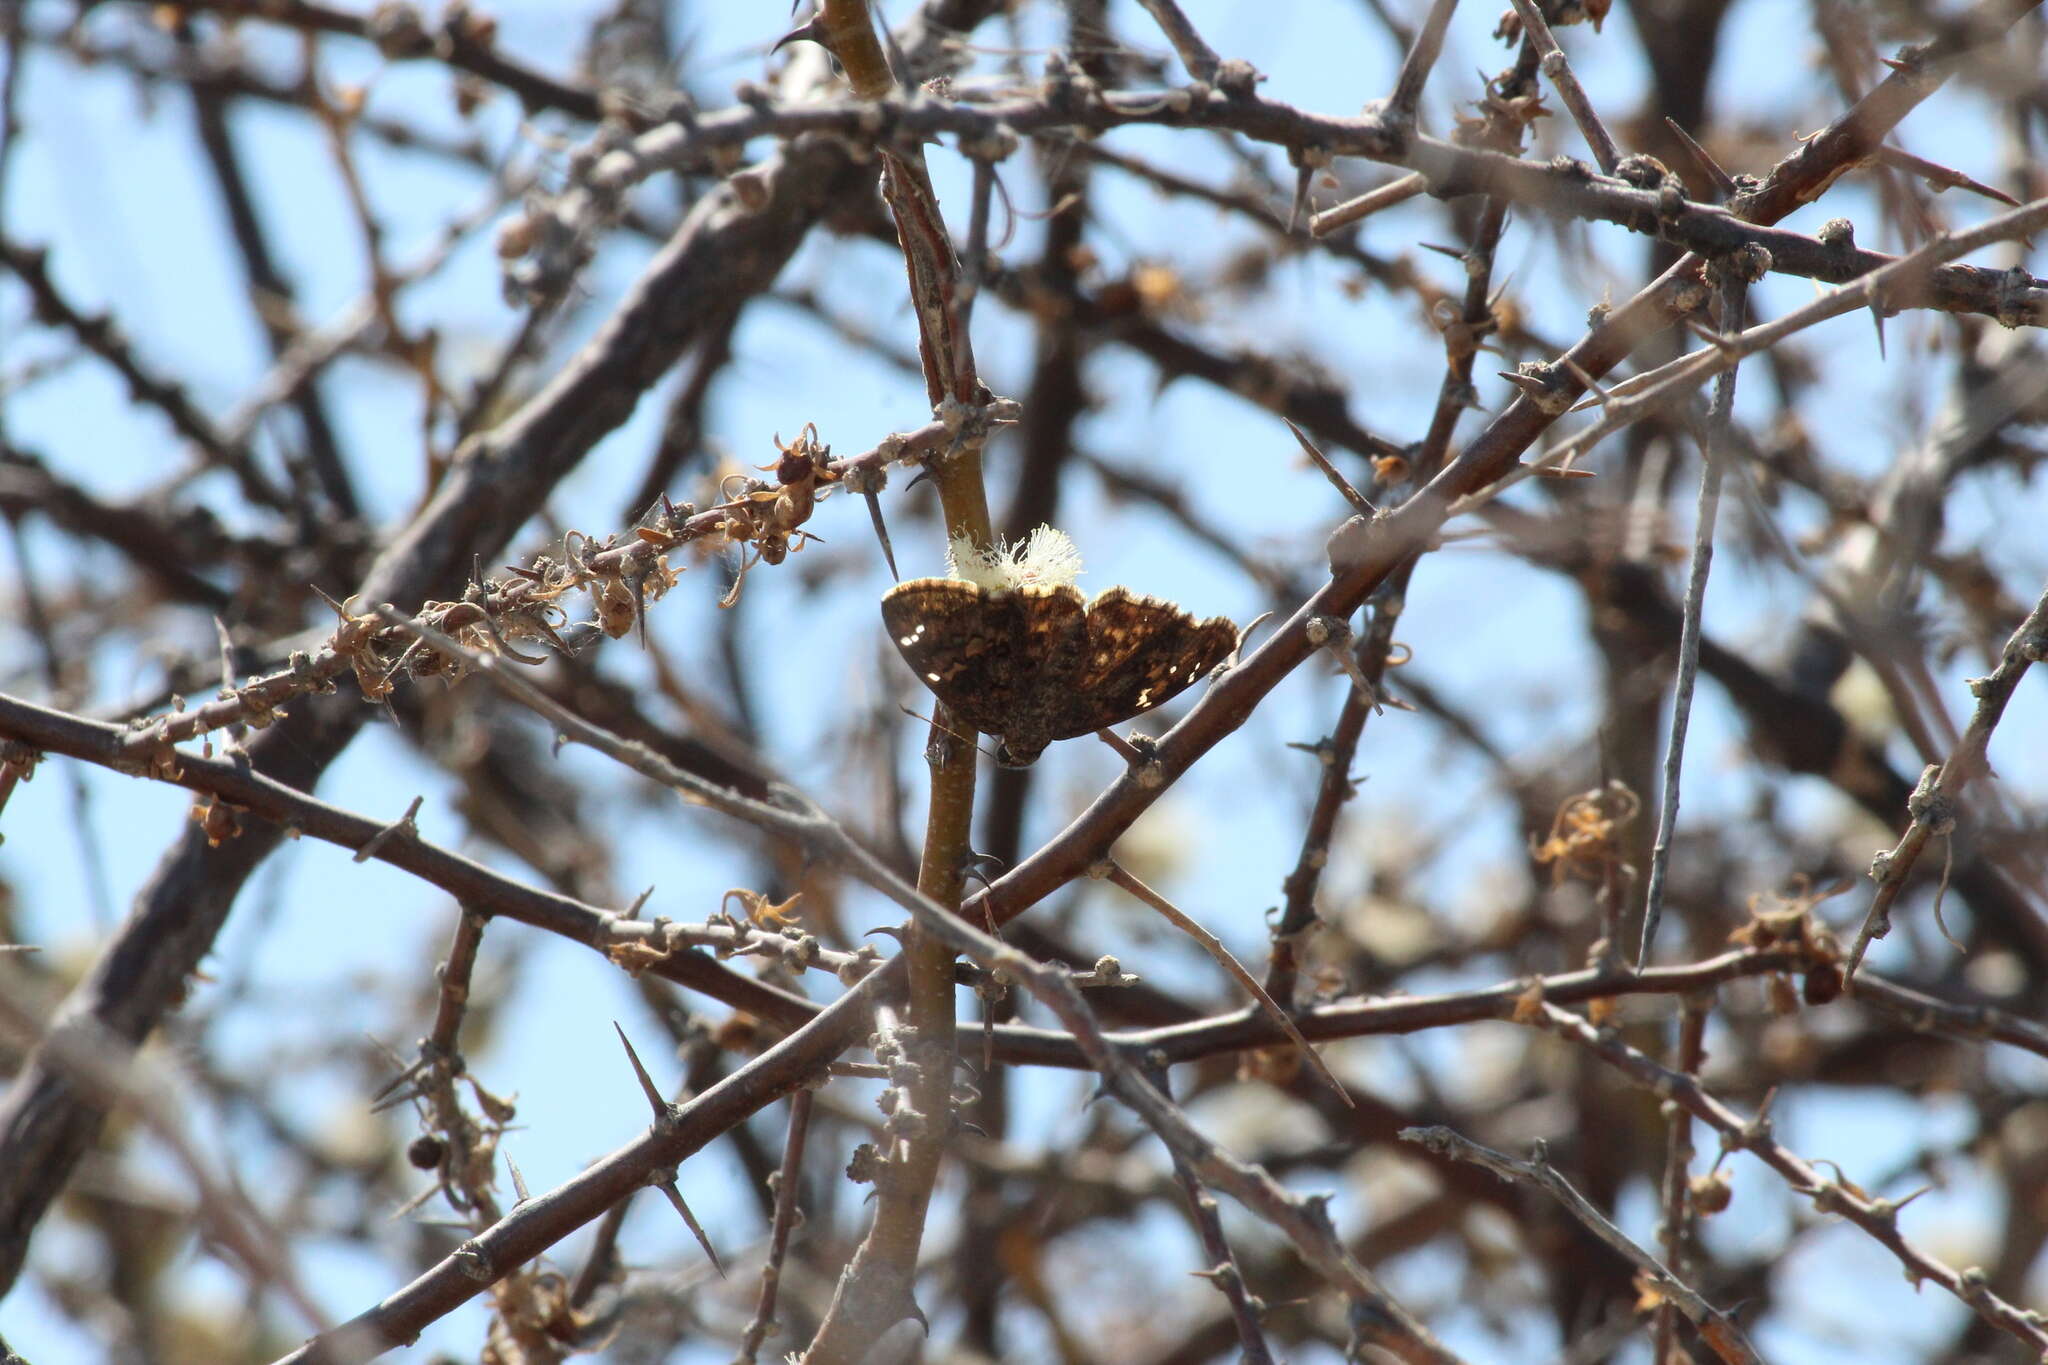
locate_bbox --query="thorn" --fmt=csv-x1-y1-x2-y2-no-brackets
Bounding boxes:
959,851,1006,894
1889,1184,1934,1214
369,1081,427,1114
1872,144,2020,206
1319,635,1385,716
656,1180,726,1276
353,795,425,864
771,18,825,55
371,1051,432,1105
1093,727,1143,763
864,488,900,581
1229,611,1275,669
863,923,912,946
1288,161,1314,234
1283,420,1376,516
614,1022,674,1123
878,15,912,89
1662,117,1736,200
508,1155,532,1205
624,886,654,920
1870,302,1887,360
310,583,360,619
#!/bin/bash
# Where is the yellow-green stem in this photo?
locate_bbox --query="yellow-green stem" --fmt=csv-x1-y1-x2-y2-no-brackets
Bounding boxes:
816,0,893,98
799,4,994,1358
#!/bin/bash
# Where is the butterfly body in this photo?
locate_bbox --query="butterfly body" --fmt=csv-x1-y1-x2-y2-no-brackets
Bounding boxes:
881,577,1236,766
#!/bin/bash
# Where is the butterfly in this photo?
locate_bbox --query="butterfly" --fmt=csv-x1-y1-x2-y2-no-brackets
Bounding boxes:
881,578,1237,766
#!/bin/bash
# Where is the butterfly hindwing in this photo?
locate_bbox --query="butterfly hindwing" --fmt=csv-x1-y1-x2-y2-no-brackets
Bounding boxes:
1055,588,1236,739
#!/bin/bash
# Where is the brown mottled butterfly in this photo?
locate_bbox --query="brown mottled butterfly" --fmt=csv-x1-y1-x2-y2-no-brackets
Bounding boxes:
881,578,1236,767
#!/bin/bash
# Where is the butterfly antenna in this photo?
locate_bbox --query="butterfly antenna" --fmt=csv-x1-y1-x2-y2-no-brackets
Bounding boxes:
959,850,1009,1077
894,703,996,764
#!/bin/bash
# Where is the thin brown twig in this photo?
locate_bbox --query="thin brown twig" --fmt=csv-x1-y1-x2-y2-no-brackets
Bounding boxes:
1309,170,1428,236
1402,1124,1759,1363
1849,580,2048,973
785,8,995,1358
1458,196,2048,514
1385,0,1461,127
1640,277,1749,964
1507,0,1621,174
0,236,288,508
735,1088,816,1365
1652,997,1710,1363
1151,1064,1275,1365
1100,860,1352,1106
1133,0,1224,85
1536,1000,2048,1355
0,691,832,1030
517,74,2046,324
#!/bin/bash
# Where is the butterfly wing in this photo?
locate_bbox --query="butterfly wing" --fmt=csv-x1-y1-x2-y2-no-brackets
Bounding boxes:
880,580,1087,750
1053,589,1236,740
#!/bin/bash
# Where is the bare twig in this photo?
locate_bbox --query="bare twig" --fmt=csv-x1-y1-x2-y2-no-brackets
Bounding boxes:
1133,0,1225,85
1099,860,1352,1105
1652,997,1710,1363
1537,1000,2048,1355
1640,278,1748,964
734,1089,816,1365
1507,0,1621,174
1403,1123,1759,1363
1850,580,2048,973
1385,0,1461,127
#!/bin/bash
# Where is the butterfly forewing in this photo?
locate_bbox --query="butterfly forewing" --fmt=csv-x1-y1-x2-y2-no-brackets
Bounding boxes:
880,579,1086,739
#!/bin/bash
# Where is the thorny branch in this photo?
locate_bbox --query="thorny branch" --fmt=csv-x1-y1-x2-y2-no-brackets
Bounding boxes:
5,2,2048,1363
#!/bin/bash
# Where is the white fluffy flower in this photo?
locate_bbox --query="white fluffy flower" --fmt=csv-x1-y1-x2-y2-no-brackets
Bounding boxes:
945,524,1084,591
